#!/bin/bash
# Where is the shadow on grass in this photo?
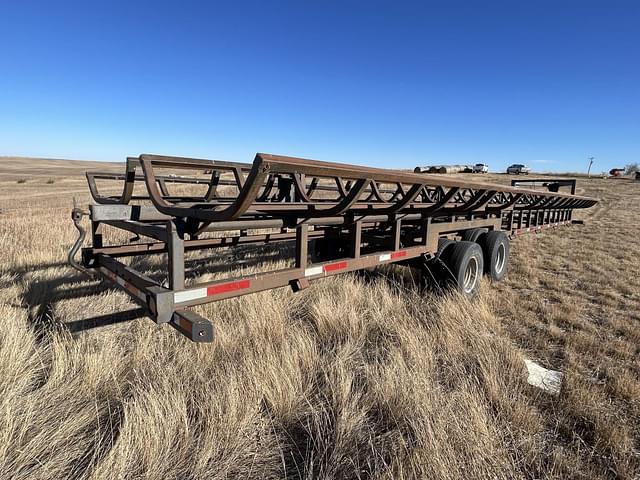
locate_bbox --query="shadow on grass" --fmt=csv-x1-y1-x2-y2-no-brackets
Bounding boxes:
65,307,148,334
14,241,439,345
14,263,141,342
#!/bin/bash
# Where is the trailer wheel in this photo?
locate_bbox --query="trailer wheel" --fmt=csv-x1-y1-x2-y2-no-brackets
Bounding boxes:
461,228,488,243
418,238,454,290
439,241,484,298
437,238,455,257
477,231,509,281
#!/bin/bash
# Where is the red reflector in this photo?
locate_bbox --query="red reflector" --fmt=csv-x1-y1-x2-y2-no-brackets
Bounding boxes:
179,318,192,333
323,261,347,272
390,251,407,259
124,282,141,297
207,279,251,296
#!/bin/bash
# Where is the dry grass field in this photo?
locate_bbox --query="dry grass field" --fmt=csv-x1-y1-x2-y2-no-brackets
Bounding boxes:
0,157,638,480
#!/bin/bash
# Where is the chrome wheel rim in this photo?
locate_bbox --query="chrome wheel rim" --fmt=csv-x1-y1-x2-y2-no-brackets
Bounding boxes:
462,256,479,293
495,243,506,274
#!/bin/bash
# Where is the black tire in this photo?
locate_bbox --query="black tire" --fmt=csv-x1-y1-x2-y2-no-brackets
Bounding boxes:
477,230,510,281
439,241,484,298
419,238,454,290
461,228,488,243
437,238,455,257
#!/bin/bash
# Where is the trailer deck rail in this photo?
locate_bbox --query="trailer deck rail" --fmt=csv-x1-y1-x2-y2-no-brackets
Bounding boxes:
69,153,597,342
511,178,577,194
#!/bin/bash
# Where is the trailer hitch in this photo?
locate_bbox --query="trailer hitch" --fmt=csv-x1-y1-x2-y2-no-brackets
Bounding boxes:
68,204,95,278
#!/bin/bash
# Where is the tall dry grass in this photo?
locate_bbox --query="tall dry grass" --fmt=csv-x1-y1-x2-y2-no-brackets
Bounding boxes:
0,159,638,479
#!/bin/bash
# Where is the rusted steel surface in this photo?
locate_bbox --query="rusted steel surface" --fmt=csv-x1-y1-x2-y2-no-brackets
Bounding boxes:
87,153,596,224
70,152,598,342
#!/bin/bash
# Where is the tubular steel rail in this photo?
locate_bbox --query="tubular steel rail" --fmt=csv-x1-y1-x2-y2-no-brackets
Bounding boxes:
69,153,598,342
511,178,577,195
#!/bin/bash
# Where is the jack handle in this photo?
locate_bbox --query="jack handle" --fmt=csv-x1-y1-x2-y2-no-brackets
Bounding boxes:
68,200,95,277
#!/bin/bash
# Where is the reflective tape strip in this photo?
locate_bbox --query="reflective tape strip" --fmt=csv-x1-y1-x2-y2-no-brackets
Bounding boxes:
207,279,251,296
323,261,347,272
380,251,407,262
174,279,252,304
304,266,323,277
100,267,144,300
101,268,117,281
176,317,192,334
304,263,348,277
121,280,142,298
174,288,207,303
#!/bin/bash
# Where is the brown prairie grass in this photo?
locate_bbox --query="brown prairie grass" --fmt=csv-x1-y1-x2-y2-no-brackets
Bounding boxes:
0,158,639,479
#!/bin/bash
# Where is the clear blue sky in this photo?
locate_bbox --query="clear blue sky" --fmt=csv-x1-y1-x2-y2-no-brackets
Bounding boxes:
1,1,638,172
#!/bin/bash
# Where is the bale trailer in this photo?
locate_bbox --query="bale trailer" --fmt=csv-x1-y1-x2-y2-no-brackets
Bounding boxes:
68,153,598,342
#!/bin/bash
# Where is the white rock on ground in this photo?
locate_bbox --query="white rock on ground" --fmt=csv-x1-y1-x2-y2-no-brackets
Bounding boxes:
524,359,563,395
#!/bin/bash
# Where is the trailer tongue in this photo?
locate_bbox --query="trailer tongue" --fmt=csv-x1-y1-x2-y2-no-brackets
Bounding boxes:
69,153,597,342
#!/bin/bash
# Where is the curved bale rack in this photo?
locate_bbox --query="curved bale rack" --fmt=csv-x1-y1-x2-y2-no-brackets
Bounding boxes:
69,153,597,342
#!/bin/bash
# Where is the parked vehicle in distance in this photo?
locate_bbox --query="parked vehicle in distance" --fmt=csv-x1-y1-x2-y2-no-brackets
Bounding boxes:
506,164,530,175
472,163,489,173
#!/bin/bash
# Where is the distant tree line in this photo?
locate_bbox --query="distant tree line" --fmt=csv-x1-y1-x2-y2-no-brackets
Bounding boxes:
624,163,639,175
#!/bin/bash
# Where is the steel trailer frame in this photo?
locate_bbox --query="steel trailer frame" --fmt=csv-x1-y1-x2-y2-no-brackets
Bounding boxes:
69,153,598,342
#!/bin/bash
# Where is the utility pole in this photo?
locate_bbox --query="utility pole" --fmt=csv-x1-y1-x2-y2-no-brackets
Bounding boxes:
587,156,594,177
